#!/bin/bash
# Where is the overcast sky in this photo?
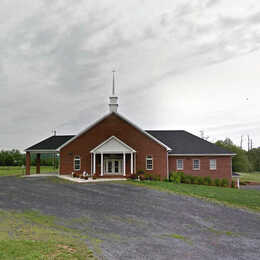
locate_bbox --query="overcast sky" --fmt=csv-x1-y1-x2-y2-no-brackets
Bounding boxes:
1,0,260,151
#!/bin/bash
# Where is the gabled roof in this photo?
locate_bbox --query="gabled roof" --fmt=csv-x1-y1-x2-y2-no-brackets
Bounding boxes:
57,112,172,151
25,135,74,152
91,136,136,153
146,130,234,155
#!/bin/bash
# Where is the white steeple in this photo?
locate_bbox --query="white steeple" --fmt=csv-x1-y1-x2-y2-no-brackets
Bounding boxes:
109,70,118,113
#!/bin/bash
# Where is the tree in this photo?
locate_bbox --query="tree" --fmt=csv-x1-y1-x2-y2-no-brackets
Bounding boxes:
215,138,252,172
248,148,260,171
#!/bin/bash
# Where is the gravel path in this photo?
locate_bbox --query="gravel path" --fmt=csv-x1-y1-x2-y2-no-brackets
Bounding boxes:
0,176,260,260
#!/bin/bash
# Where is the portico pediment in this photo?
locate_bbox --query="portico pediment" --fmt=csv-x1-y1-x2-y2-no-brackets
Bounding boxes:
91,136,136,154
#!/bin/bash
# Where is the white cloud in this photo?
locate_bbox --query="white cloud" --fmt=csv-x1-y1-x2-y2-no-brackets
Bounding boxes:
0,0,260,150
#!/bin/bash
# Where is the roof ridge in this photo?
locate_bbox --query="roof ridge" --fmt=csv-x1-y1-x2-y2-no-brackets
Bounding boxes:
146,130,185,132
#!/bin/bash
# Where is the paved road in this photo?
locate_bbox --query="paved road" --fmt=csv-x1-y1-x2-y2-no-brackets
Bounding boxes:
0,176,260,260
241,185,260,191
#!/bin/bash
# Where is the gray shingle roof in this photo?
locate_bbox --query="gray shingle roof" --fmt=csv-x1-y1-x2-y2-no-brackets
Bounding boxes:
146,130,233,155
25,135,74,151
25,131,233,155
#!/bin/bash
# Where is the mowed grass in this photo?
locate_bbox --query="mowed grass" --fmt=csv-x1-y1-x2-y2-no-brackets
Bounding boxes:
0,210,95,259
236,172,260,183
128,180,260,212
0,166,58,177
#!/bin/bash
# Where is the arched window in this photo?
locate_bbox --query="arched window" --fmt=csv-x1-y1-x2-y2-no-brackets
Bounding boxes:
74,156,81,171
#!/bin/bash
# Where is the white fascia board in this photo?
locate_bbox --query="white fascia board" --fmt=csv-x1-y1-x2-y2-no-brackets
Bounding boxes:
90,135,136,153
57,112,113,151
169,153,236,156
57,112,172,152
115,112,172,151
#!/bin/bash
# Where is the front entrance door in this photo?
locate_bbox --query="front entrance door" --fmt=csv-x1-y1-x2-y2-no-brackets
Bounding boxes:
105,159,122,174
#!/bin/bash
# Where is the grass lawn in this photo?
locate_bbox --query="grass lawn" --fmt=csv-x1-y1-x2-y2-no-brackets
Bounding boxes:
235,172,260,183
0,166,58,177
0,210,95,260
128,180,260,212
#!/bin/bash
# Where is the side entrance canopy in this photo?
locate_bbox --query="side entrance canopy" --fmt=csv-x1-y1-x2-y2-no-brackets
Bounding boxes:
24,135,74,175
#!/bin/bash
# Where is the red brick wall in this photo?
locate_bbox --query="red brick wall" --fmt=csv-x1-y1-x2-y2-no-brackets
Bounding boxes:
168,156,232,183
60,113,168,179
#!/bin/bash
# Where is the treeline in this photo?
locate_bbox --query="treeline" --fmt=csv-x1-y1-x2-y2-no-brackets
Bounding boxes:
216,138,260,172
0,150,58,167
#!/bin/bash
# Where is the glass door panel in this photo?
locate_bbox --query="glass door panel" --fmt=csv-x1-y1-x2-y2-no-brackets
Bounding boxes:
114,161,119,173
108,161,112,173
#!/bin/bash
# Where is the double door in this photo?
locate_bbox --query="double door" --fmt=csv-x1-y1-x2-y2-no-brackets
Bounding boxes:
105,159,122,174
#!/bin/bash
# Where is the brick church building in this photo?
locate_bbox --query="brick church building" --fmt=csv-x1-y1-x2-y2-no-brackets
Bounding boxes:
25,75,234,182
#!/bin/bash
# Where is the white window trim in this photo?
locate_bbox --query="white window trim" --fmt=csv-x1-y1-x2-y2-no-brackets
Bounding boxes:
74,156,81,171
146,156,153,171
192,159,200,170
209,159,217,170
176,159,184,170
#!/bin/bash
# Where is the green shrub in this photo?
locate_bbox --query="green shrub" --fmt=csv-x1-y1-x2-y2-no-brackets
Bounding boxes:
183,175,192,184
169,172,181,183
190,175,196,184
178,172,185,182
231,180,236,188
214,178,221,186
197,176,204,185
143,173,152,180
174,174,182,184
221,178,229,187
169,172,175,182
203,176,212,186
193,176,199,184
151,174,160,181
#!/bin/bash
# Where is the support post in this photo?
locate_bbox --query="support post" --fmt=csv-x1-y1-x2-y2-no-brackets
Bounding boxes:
130,152,133,174
36,153,40,174
91,153,93,175
26,152,31,175
101,153,104,176
123,152,126,176
93,153,96,174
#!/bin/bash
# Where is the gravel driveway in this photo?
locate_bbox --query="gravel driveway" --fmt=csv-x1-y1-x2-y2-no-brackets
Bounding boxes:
0,176,260,260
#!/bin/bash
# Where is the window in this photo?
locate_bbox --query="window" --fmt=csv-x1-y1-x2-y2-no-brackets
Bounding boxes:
146,155,153,170
193,159,200,170
176,159,184,170
74,156,81,171
209,159,216,170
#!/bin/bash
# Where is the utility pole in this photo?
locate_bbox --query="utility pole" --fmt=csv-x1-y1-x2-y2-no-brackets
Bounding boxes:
247,135,250,151
240,135,243,149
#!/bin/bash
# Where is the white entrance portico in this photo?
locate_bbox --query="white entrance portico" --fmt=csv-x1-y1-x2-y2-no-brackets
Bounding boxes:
90,136,136,176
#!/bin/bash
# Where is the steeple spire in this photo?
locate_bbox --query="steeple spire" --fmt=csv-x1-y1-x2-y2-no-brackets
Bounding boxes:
109,70,119,113
112,70,116,96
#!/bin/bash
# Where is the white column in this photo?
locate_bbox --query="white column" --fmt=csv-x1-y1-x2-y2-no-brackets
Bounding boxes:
123,152,126,176
91,153,92,175
101,153,104,176
134,153,136,174
130,152,133,174
93,153,96,174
